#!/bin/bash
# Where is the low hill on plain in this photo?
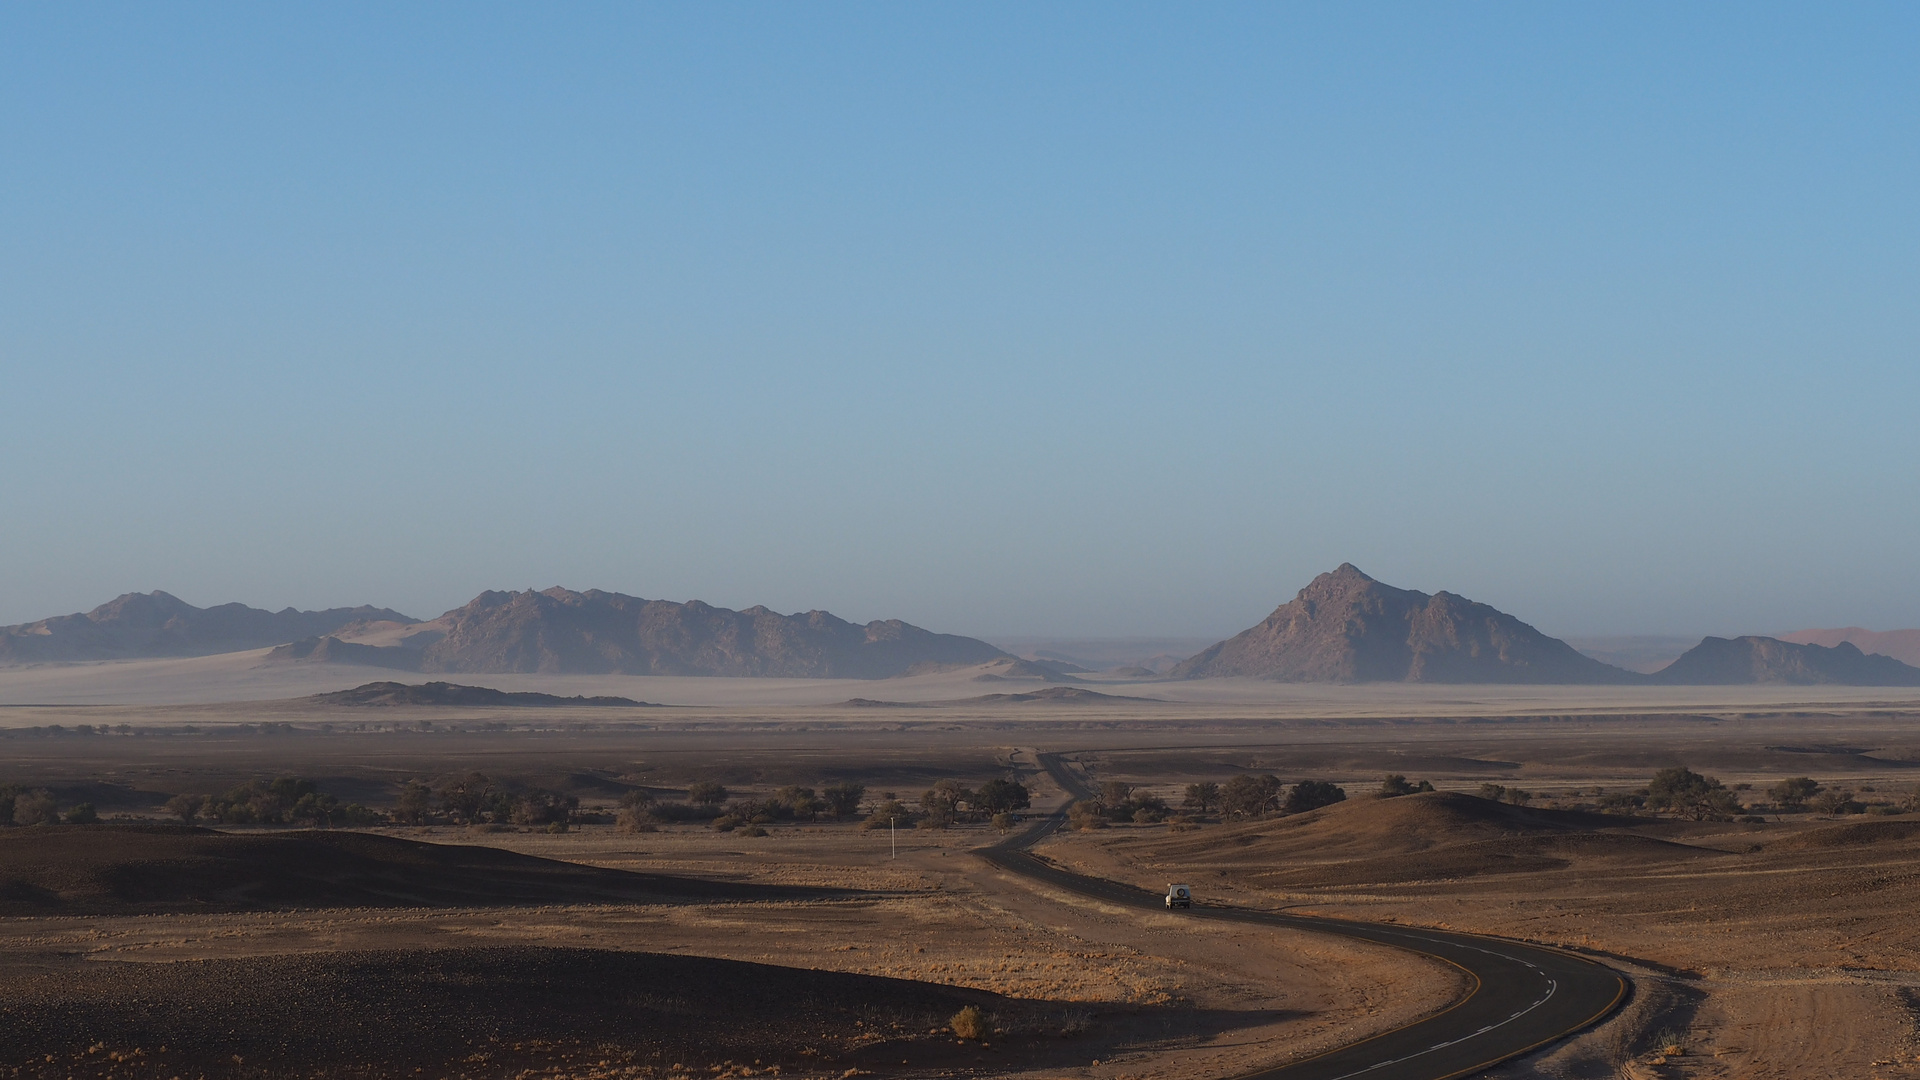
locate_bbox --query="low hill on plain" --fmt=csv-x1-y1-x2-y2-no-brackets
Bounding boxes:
307,680,651,707
1171,564,1635,684
0,826,843,915
0,592,415,664
1117,791,1709,887
1647,635,1920,686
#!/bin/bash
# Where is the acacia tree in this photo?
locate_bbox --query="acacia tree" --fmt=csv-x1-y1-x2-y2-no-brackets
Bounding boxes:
1182,781,1220,814
1646,767,1742,821
1770,777,1821,811
822,781,866,818
974,778,1030,814
1221,774,1283,816
1284,780,1347,813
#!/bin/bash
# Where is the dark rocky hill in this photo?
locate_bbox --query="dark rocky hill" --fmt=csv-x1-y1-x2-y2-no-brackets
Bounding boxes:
307,681,651,707
0,592,415,664
409,588,1007,678
1171,564,1635,684
1648,635,1920,686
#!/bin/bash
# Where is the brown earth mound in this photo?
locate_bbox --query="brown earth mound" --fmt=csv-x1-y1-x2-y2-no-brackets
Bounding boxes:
959,687,1154,704
0,946,1111,1079
307,681,651,707
1765,817,1920,851
0,826,845,915
1265,831,1713,887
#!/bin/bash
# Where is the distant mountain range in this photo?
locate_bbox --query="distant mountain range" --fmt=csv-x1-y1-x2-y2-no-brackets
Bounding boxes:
0,588,1007,679
0,591,411,664
1646,635,1920,686
6,577,1918,686
1171,564,1920,686
1776,627,1920,668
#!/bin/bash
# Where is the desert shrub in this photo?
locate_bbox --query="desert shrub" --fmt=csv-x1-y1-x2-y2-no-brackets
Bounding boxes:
1597,790,1646,814
1380,774,1415,797
164,793,207,825
1284,780,1346,813
1902,786,1920,813
738,824,768,837
0,783,17,826
1067,799,1107,830
821,781,866,818
1646,767,1742,821
63,802,99,824
1503,788,1533,806
991,812,1015,833
1099,780,1134,807
13,789,55,826
511,790,579,826
949,1006,993,1041
686,781,729,807
712,814,741,832
1131,805,1165,824
645,800,714,823
1477,783,1507,802
616,790,657,832
334,803,385,827
1182,781,1220,814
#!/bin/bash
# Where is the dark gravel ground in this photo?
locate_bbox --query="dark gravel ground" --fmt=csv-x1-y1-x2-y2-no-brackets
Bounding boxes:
0,946,1147,1079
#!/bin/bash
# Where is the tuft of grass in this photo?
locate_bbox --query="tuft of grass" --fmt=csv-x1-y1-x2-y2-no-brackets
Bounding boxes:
949,1006,993,1041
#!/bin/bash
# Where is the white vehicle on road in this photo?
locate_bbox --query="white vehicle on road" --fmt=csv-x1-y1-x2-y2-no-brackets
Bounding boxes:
1165,883,1192,909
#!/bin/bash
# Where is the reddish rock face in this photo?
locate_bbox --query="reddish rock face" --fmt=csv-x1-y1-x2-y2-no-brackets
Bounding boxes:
1647,635,1920,686
1170,564,1636,684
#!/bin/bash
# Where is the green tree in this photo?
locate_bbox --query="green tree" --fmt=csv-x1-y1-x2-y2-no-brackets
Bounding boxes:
1770,777,1821,811
165,793,207,825
1477,783,1508,802
393,780,434,825
687,781,729,807
1099,780,1134,809
1284,780,1346,813
821,781,866,818
1221,774,1283,816
12,789,55,826
1182,781,1220,814
1379,774,1415,797
1646,767,1742,821
974,778,1030,814
63,802,99,824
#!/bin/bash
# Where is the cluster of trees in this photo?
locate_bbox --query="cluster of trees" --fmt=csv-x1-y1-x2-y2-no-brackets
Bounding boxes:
1379,774,1437,797
388,773,579,828
0,785,98,825
166,778,383,828
1597,768,1920,821
1070,781,1170,828
854,777,1032,832
613,780,881,833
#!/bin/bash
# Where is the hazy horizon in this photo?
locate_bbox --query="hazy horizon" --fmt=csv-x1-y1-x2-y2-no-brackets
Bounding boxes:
5,5,1917,639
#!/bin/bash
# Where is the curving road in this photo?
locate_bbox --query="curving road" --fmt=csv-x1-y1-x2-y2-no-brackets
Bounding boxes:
977,753,1627,1080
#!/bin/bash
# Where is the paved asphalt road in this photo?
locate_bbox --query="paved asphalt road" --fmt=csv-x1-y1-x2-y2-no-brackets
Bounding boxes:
976,753,1628,1080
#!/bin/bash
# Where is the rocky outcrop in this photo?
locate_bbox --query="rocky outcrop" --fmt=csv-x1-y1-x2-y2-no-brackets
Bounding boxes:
1171,564,1634,684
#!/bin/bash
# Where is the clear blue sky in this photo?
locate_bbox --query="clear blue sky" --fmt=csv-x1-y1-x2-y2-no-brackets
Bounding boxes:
4,3,1917,640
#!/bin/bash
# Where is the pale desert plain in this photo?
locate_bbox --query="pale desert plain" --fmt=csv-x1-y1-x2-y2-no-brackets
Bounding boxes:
2,655,1919,1080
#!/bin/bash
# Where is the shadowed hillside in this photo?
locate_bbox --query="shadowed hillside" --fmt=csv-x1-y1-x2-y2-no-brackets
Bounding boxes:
307,681,651,707
0,826,845,914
